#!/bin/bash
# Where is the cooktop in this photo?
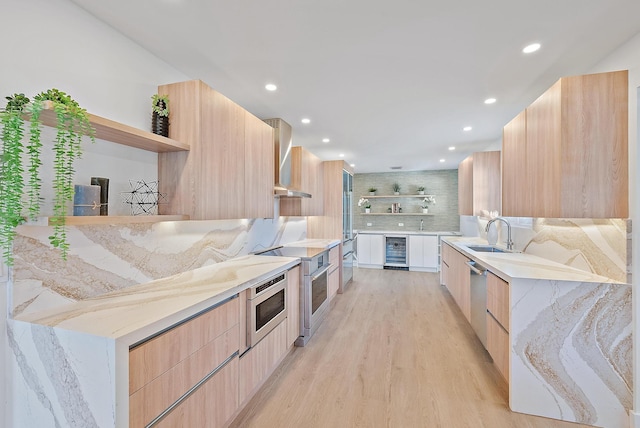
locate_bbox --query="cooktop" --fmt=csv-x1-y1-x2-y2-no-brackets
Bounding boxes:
255,246,327,260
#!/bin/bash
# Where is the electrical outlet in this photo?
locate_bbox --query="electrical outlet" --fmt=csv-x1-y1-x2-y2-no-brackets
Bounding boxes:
398,223,404,226
367,222,372,227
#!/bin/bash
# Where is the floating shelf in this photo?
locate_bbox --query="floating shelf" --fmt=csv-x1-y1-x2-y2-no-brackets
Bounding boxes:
33,101,189,153
361,194,436,198
45,215,189,226
360,213,434,216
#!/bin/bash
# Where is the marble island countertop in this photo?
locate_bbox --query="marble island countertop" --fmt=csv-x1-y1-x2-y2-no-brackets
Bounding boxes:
15,254,300,347
442,236,625,284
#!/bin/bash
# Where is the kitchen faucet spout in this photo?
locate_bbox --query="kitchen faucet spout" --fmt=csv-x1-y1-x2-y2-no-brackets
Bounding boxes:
485,217,514,250
420,219,424,231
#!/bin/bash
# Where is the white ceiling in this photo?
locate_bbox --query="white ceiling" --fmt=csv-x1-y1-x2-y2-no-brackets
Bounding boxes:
71,0,640,173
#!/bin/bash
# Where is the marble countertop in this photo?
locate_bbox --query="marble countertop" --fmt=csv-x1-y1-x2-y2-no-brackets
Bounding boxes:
442,236,624,284
15,255,301,346
355,230,462,236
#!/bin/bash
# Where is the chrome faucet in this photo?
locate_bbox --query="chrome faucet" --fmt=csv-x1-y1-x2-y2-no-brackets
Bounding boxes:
420,219,424,231
485,217,514,250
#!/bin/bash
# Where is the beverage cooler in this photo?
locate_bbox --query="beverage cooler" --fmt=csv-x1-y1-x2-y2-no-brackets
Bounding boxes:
384,235,408,270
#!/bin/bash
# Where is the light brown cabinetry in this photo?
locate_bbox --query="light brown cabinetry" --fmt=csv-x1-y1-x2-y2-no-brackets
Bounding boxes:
458,151,501,216
239,320,288,405
308,160,352,239
287,266,301,347
129,296,239,427
441,243,471,321
158,80,274,220
328,246,340,300
279,146,324,216
486,272,509,383
502,70,628,218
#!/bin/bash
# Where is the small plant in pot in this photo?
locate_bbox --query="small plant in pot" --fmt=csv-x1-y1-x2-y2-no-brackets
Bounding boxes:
392,183,401,195
421,196,436,213
358,197,371,213
151,94,169,137
368,187,377,196
417,186,425,195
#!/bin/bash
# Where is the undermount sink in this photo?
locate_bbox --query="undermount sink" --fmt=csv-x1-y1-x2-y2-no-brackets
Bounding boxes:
465,245,508,253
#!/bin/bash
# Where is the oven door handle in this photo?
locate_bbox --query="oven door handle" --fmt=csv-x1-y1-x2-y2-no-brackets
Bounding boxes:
311,264,332,281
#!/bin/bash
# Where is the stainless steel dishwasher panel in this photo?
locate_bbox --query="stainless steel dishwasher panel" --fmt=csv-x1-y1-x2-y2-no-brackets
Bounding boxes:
468,260,487,348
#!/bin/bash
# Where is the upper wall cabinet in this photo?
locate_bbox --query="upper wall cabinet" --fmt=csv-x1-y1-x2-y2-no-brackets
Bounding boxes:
502,70,628,218
280,146,324,216
458,151,501,216
157,80,274,220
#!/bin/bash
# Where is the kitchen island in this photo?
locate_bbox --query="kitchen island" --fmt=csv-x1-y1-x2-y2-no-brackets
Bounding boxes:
9,254,301,428
442,237,631,428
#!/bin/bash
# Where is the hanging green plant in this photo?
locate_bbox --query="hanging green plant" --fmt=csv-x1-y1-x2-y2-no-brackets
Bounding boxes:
0,89,95,265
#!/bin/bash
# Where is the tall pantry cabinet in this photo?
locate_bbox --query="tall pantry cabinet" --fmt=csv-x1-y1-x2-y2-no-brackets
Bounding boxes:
158,80,275,220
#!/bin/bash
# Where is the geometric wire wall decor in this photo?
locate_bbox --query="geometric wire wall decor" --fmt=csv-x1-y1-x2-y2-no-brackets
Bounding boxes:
120,180,166,215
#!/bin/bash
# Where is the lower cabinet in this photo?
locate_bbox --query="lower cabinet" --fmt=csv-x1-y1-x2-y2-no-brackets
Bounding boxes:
155,356,239,428
129,296,240,428
486,272,510,383
239,320,288,405
408,235,438,271
442,243,471,322
357,233,384,267
328,245,340,300
287,266,301,347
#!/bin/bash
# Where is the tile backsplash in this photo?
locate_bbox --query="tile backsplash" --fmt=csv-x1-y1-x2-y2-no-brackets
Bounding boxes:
354,170,460,232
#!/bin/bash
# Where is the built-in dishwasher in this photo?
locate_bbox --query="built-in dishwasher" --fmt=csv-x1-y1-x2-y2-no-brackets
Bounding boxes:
468,259,488,347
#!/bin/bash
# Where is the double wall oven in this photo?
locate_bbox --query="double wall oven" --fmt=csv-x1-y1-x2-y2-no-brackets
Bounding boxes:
256,246,332,346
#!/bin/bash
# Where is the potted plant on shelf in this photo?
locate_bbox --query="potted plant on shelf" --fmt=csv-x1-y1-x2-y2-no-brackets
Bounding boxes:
0,89,95,265
417,186,425,195
358,197,371,213
392,183,401,195
368,187,377,196
421,195,436,213
151,94,170,137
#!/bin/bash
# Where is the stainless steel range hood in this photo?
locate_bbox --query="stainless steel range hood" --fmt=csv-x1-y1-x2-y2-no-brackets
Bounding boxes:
263,118,312,198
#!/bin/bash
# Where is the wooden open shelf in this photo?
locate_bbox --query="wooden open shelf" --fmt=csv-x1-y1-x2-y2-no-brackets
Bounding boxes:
360,213,434,216
35,101,189,153
46,215,189,226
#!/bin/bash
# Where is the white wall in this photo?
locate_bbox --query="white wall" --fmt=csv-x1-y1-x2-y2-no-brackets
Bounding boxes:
2,0,190,425
588,31,640,425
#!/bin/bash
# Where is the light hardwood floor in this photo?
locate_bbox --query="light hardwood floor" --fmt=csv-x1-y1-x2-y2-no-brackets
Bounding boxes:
230,268,589,428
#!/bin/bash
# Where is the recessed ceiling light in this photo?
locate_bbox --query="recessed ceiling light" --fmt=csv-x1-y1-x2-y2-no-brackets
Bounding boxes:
523,43,541,54
339,153,345,157
463,126,472,131
322,138,330,143
301,118,311,124
265,83,277,91
448,146,455,151
350,163,355,167
439,159,445,163
484,98,497,104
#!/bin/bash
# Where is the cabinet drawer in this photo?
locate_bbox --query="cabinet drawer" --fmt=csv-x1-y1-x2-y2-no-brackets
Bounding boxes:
154,356,239,428
130,296,239,394
487,312,509,383
129,325,239,428
329,246,340,267
486,272,509,331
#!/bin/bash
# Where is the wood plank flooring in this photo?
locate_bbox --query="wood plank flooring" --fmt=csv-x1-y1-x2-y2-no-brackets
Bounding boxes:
229,268,589,428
